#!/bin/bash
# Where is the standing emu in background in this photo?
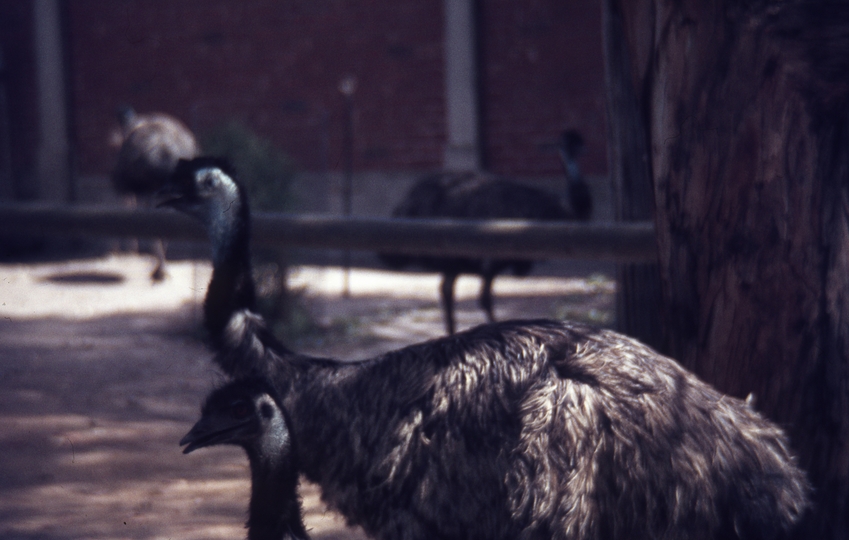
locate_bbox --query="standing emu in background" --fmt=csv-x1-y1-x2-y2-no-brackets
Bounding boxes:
380,129,592,334
557,129,592,220
111,106,198,281
181,377,309,540
161,157,809,540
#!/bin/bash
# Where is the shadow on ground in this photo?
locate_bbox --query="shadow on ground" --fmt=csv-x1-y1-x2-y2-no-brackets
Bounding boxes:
0,256,613,539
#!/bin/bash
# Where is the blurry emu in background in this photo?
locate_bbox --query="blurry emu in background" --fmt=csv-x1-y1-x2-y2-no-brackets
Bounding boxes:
110,106,198,281
381,129,592,334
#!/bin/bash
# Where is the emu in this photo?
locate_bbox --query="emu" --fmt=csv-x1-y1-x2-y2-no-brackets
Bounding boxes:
111,106,198,281
381,130,592,334
181,377,309,540
161,157,809,540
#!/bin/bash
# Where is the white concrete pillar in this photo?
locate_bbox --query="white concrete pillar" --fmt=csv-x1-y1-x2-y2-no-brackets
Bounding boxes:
33,0,70,201
443,0,481,172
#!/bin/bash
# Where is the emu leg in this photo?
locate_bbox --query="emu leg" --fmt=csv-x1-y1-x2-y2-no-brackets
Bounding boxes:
150,238,167,282
440,272,458,335
479,271,496,323
123,194,139,253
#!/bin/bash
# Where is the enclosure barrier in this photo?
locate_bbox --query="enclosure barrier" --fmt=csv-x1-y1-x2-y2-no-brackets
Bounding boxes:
0,202,657,263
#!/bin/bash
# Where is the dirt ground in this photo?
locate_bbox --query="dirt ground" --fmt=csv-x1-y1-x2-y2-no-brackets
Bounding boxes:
0,253,614,540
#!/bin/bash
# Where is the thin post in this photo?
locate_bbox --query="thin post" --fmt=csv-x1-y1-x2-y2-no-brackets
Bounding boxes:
339,76,357,297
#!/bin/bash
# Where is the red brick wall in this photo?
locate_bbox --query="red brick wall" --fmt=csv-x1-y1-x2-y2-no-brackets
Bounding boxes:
479,0,607,176
68,0,444,175
66,0,606,177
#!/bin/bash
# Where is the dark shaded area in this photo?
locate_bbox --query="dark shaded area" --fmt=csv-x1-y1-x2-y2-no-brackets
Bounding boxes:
0,308,235,539
41,271,125,284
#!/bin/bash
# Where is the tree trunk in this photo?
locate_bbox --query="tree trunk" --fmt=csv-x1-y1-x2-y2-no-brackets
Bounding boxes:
603,1,849,538
602,0,666,353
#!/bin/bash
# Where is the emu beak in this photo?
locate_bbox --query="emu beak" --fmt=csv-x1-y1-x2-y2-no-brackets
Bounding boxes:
179,420,210,454
156,186,203,218
179,415,247,454
155,185,192,210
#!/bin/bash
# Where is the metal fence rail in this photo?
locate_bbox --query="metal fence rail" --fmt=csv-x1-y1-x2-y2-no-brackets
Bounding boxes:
0,203,657,262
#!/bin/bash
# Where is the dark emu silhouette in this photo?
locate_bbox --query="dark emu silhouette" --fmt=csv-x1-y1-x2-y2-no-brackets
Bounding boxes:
111,106,198,281
162,157,809,540
181,377,309,540
380,130,592,335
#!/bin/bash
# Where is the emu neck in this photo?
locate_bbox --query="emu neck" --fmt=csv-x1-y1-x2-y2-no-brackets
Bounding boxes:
204,196,256,338
558,147,581,183
245,445,306,540
207,194,247,268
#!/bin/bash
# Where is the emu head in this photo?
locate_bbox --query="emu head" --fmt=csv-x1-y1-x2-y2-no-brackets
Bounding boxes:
180,378,290,459
115,104,137,131
556,130,592,220
559,129,585,159
159,157,248,265
159,157,240,218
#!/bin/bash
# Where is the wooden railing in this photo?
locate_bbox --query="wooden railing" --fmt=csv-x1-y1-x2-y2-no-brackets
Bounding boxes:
0,203,657,263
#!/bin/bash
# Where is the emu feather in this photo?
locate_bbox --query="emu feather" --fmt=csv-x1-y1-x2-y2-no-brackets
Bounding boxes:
163,157,809,540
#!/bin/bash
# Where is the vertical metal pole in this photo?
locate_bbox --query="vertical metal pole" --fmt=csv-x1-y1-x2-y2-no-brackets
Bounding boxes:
33,0,70,202
443,0,481,172
339,76,357,297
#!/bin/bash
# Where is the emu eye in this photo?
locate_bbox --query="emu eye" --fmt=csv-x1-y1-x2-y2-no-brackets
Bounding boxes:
199,173,215,189
260,402,274,419
232,401,250,419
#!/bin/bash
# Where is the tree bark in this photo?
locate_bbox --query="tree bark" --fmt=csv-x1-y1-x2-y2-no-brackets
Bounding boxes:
602,0,666,353
603,1,849,537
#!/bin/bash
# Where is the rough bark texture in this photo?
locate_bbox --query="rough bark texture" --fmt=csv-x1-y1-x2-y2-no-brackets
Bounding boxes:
602,0,666,353
604,1,849,537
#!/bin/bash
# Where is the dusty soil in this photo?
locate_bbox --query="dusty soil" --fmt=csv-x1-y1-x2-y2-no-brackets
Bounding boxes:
0,253,614,540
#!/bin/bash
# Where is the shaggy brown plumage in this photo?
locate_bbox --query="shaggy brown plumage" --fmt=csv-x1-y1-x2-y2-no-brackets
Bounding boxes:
111,106,198,281
164,158,809,540
112,106,198,196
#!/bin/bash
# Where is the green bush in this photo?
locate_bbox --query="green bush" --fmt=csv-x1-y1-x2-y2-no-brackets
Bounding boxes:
200,121,296,212
200,121,307,336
